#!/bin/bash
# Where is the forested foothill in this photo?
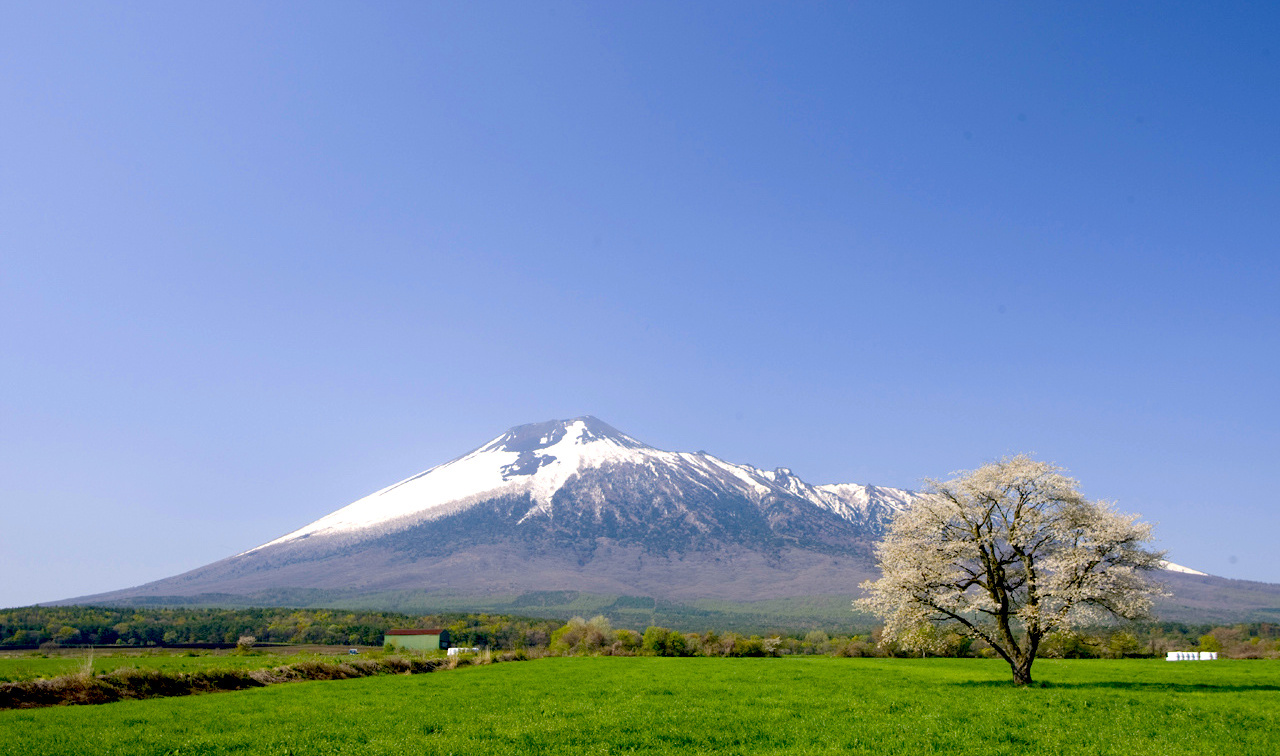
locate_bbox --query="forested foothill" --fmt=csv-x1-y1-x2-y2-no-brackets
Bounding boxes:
0,606,559,650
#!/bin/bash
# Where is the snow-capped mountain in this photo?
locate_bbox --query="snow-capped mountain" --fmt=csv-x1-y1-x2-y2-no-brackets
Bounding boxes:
78,416,921,603
68,416,1230,614
248,416,919,555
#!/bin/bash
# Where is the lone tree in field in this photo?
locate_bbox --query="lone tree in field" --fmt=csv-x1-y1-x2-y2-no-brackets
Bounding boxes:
857,455,1166,685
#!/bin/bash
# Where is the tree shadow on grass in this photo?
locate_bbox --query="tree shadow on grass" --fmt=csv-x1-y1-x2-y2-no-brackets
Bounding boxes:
953,680,1280,692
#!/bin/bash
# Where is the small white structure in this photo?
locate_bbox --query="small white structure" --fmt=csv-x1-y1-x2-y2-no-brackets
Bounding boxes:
1166,651,1217,661
447,647,481,656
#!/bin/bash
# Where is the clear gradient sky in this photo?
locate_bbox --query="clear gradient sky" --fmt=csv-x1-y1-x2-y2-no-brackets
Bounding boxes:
3,2,1278,608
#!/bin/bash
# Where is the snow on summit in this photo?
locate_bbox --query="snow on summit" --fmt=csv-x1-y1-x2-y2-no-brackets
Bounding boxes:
251,417,644,551
246,415,920,553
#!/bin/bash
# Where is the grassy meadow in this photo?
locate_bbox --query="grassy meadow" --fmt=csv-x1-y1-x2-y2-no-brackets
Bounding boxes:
0,648,374,683
3,656,1277,755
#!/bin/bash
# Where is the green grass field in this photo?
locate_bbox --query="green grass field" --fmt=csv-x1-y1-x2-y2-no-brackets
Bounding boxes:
3,657,1277,755
0,649,371,683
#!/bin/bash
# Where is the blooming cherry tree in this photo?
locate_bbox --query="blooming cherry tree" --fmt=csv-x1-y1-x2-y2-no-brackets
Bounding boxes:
857,455,1166,685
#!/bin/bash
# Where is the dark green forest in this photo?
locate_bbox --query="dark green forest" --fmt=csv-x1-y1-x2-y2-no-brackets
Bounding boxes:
0,606,560,649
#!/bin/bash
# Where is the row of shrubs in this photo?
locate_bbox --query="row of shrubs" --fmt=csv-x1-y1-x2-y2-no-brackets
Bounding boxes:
0,650,531,710
551,616,812,657
546,616,1280,660
545,616,990,658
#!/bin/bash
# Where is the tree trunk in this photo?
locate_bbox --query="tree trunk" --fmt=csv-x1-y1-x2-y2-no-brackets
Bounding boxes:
1011,656,1034,686
1011,630,1042,686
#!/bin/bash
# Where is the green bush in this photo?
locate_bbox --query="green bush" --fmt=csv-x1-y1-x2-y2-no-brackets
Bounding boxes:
641,626,671,656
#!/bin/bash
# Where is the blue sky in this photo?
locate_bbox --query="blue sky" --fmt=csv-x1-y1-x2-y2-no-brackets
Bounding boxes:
2,2,1277,608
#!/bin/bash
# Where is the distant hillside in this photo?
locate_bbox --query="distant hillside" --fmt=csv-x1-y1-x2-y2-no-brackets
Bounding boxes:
1154,571,1280,624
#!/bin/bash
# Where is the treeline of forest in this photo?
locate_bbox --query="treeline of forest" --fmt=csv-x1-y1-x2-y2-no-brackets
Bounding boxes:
0,606,560,650
546,616,1280,659
5,606,1278,660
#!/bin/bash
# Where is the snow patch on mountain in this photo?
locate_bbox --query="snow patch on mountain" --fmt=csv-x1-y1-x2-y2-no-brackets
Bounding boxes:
812,483,917,520
1161,561,1208,576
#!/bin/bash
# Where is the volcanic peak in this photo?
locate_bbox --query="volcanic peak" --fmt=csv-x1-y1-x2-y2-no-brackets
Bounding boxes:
483,415,646,454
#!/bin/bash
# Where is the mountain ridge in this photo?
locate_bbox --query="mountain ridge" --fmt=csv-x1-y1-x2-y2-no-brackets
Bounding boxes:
69,416,917,606
245,415,919,556
60,416,1279,624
